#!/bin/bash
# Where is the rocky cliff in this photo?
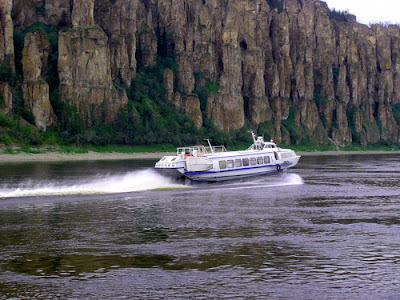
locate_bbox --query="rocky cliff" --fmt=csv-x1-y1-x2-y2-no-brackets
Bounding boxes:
22,28,55,130
1,0,400,146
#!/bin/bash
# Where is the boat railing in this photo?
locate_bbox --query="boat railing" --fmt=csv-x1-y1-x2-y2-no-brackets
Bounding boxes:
205,145,227,153
177,146,208,157
177,145,227,156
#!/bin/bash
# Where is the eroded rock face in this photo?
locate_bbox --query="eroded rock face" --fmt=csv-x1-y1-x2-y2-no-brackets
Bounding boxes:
12,0,71,28
71,0,95,27
6,0,400,144
22,82,55,130
45,0,72,27
22,30,55,130
22,29,50,81
58,26,127,127
177,94,203,128
163,68,203,128
12,0,41,29
248,96,273,126
0,0,15,72
0,82,12,114
163,68,174,102
94,0,138,86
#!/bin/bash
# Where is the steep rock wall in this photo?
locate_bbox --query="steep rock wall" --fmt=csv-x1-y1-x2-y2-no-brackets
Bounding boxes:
58,25,127,127
164,67,203,128
136,0,399,144
0,0,14,72
3,0,400,145
22,29,55,130
0,82,12,114
94,0,138,86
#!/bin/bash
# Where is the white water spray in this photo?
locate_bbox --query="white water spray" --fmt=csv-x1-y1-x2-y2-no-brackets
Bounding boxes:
0,169,187,198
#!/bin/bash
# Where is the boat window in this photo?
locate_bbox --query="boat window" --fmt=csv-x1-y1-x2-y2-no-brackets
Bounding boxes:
171,157,177,161
257,157,263,165
227,160,234,168
264,156,271,164
161,157,167,161
219,160,227,169
281,152,293,159
235,159,242,168
250,157,256,166
242,158,249,166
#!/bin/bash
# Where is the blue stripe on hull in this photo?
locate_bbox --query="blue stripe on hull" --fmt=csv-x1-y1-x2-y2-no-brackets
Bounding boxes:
185,164,290,181
185,163,291,176
188,168,280,182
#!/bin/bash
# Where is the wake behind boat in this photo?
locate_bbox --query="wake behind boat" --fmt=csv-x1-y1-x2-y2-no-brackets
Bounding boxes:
155,131,301,182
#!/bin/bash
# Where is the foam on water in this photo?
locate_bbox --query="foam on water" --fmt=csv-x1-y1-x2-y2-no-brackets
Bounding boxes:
0,169,187,198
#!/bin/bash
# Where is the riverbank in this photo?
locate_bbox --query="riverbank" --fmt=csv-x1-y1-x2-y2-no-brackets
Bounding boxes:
0,150,399,162
299,150,400,156
0,151,175,162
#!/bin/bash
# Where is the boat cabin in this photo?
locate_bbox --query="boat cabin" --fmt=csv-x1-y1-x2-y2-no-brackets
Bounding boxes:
247,135,279,151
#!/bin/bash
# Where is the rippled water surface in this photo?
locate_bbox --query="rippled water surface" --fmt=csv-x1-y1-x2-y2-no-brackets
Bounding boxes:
0,155,400,299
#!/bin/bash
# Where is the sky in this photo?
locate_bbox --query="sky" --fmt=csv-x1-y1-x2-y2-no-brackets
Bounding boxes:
323,0,400,25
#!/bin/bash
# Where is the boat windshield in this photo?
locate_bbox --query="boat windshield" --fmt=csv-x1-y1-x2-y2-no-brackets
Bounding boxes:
264,143,278,149
247,142,277,151
247,143,264,150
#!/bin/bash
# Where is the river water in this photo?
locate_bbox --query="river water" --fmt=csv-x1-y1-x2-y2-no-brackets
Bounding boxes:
0,154,399,299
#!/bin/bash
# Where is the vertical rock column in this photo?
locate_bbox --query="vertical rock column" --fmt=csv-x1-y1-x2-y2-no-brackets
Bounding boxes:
22,29,56,130
94,0,138,86
0,83,12,114
0,0,15,73
0,0,14,116
206,27,245,131
375,26,399,141
58,0,127,127
205,1,247,131
163,68,203,128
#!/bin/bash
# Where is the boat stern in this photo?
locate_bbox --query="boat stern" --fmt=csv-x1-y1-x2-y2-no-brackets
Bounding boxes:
154,156,185,178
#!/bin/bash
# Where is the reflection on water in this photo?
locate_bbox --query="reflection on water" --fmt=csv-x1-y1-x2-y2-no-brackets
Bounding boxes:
1,155,400,299
3,241,313,277
3,253,176,277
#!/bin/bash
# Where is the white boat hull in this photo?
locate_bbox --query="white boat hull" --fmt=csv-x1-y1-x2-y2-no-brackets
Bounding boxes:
184,156,300,181
156,154,300,182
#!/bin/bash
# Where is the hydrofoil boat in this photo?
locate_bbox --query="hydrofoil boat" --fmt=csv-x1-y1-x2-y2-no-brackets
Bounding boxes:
155,131,300,182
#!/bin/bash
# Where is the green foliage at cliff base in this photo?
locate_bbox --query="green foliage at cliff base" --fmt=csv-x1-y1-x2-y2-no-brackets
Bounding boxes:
0,112,52,147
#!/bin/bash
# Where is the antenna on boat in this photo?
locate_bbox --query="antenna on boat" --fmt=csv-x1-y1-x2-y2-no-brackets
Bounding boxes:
204,139,214,153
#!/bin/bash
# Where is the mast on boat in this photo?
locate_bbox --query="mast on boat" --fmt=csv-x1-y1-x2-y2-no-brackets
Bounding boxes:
204,139,214,154
249,130,257,144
